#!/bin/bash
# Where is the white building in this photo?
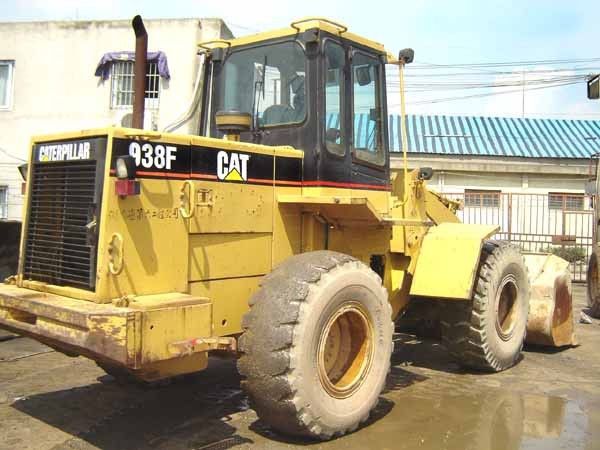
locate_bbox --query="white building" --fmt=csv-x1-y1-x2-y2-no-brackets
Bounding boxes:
389,114,598,280
0,17,233,220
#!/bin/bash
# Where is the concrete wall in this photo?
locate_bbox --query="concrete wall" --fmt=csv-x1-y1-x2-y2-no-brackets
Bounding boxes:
0,18,232,220
428,171,586,195
391,153,593,277
392,153,589,196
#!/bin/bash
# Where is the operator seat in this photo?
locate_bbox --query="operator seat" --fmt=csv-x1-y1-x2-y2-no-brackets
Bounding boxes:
261,74,306,126
262,104,295,126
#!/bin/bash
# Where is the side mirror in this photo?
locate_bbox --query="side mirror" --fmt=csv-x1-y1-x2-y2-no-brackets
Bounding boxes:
356,66,372,86
418,167,433,181
588,75,600,100
398,48,415,64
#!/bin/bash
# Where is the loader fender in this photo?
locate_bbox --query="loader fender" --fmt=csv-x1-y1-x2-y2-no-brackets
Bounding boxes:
409,223,499,299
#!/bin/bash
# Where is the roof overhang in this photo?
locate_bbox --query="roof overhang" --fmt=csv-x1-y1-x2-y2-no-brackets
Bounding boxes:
392,153,591,176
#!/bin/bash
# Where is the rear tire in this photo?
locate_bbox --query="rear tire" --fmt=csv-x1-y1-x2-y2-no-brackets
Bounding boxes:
586,252,600,318
441,241,530,372
238,251,393,440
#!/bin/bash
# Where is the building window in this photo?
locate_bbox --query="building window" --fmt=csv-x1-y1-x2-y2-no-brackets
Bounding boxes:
110,61,160,109
549,193,584,211
0,61,15,110
0,186,7,219
464,189,501,208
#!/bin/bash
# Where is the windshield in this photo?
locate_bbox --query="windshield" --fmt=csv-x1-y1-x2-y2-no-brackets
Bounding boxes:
214,41,307,128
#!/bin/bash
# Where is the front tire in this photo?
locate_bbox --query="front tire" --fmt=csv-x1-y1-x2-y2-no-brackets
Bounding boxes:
238,251,393,440
441,241,530,372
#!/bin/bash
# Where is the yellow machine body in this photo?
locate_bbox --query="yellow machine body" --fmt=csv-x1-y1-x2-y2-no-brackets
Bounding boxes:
0,18,574,381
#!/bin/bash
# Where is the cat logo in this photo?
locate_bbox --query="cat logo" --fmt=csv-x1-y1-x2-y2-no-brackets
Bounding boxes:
217,151,250,182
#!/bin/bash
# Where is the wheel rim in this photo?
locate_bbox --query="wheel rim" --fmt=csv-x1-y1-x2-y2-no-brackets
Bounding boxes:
317,302,374,399
495,274,519,340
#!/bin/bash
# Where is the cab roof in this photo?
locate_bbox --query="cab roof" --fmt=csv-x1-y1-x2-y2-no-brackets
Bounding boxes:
198,17,393,58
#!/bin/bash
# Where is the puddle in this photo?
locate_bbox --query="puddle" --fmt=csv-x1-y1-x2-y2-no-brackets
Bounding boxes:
314,383,594,450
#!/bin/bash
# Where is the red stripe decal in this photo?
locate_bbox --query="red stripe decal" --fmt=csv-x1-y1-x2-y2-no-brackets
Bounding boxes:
190,173,218,180
302,180,391,190
109,171,388,190
137,170,189,179
275,180,303,186
110,169,189,179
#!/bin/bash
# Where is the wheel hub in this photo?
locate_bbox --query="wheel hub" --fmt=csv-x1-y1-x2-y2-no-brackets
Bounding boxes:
317,302,374,399
495,274,519,340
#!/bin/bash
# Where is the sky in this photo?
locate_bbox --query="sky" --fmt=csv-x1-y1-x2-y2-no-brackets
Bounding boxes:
2,0,600,119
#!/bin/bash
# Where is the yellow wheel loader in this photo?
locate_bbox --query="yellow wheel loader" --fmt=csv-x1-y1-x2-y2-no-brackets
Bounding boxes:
0,16,576,440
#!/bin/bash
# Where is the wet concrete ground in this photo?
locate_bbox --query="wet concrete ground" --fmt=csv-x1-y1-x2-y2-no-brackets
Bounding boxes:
0,285,599,450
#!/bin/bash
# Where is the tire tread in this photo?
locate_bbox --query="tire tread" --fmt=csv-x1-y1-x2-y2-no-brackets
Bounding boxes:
442,241,529,372
237,251,392,439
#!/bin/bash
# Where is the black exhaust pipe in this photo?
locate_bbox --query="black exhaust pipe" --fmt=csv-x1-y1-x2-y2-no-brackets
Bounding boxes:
132,15,147,129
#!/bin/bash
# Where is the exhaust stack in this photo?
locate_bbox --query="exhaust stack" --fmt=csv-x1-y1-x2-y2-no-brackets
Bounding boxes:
132,15,147,129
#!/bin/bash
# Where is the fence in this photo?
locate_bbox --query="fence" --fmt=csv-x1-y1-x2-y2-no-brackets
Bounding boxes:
445,192,594,282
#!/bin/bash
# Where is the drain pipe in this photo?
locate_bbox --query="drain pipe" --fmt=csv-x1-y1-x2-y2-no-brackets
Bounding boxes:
132,15,147,129
163,52,207,133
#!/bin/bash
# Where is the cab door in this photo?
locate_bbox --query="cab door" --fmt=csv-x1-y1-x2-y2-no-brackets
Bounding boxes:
349,49,390,213
318,38,351,188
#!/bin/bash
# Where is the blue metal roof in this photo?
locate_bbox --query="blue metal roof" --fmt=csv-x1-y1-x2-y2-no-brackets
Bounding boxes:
388,115,600,159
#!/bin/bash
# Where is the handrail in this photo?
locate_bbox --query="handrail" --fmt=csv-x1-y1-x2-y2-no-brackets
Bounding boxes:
179,180,196,219
290,17,348,34
395,60,410,207
197,39,232,52
108,233,124,276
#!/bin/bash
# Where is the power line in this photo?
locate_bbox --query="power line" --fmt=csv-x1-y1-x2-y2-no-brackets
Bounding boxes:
400,67,600,78
226,22,262,34
403,79,580,106
0,148,26,162
410,57,600,69
399,67,600,78
394,75,587,92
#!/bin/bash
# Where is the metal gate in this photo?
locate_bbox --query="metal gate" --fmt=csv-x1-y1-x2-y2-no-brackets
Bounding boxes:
447,192,594,282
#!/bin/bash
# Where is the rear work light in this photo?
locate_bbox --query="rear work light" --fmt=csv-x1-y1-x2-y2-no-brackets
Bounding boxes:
115,155,140,196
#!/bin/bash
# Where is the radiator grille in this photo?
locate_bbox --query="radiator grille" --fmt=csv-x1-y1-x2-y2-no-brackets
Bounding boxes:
23,161,99,290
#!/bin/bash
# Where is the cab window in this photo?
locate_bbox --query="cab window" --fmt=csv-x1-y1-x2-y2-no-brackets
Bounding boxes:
324,41,345,155
352,52,384,165
215,41,306,128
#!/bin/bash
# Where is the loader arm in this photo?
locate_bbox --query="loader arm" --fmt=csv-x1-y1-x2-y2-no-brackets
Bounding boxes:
424,190,461,225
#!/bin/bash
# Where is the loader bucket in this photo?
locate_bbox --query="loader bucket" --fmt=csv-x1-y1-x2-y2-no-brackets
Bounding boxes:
523,253,576,347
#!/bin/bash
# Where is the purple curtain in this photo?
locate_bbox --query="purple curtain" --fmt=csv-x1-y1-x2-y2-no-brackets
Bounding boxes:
94,51,170,80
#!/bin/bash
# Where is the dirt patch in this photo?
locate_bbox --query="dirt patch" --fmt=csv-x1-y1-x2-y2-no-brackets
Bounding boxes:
0,285,599,450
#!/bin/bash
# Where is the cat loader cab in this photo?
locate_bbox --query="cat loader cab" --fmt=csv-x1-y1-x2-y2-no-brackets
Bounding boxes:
201,18,393,193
